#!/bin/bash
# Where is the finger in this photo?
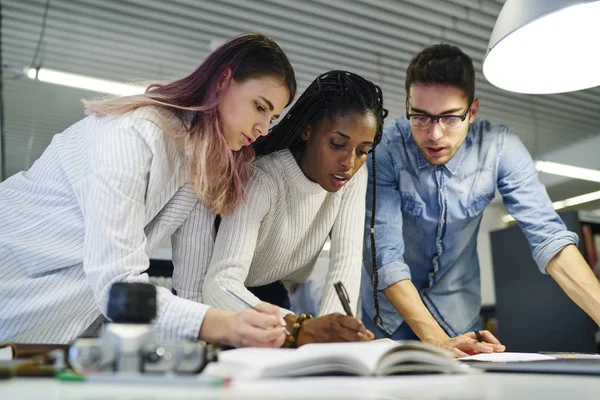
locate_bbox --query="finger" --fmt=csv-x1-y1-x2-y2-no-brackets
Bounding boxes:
364,329,375,340
478,331,506,352
240,308,281,329
261,332,287,349
334,322,368,342
452,348,469,358
239,323,286,347
272,333,286,348
464,331,505,352
337,327,364,342
469,340,501,353
454,338,493,354
337,316,366,332
254,302,285,325
254,301,280,316
477,330,501,344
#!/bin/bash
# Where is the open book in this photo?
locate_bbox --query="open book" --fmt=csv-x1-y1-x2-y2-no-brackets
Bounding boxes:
203,340,470,379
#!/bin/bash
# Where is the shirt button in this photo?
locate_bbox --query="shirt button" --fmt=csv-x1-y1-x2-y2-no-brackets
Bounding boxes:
439,188,443,193
441,219,445,223
438,240,442,243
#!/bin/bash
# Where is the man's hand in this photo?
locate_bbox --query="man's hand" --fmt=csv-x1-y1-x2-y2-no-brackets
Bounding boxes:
426,329,506,357
296,313,374,346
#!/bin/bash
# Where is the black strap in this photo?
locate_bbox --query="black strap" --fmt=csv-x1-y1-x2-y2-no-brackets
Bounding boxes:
214,214,221,233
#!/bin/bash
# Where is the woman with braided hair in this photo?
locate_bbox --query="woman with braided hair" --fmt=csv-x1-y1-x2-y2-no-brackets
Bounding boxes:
202,70,388,345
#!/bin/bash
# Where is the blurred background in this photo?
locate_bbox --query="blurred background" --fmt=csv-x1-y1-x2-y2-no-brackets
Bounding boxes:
2,0,600,350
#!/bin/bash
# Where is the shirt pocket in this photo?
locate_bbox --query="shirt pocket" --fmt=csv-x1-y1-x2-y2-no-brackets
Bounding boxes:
466,169,496,217
466,194,494,217
401,193,423,223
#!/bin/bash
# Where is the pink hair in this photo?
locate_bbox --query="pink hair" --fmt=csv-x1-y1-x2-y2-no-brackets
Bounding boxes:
84,33,295,215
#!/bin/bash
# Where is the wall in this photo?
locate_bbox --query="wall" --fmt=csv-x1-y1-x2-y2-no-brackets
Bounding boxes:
477,202,508,305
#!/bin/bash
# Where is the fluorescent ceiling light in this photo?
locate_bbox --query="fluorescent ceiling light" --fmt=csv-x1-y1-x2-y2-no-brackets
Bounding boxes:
26,67,146,96
484,0,600,94
535,161,600,182
503,190,600,223
504,160,600,222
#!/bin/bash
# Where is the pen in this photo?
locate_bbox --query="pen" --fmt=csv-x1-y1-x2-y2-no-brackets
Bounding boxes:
474,329,485,343
222,287,290,335
333,281,353,317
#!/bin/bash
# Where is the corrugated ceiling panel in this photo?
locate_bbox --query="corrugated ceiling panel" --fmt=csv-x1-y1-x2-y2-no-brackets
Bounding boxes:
2,0,600,180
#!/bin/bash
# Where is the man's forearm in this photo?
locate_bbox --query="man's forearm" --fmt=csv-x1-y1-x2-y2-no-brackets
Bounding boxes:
546,244,600,325
383,279,449,343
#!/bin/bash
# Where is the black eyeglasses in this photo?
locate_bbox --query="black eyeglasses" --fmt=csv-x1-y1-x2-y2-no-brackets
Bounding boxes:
406,98,475,130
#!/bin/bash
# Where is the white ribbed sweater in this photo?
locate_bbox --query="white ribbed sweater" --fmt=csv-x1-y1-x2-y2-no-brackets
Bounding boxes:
202,149,367,316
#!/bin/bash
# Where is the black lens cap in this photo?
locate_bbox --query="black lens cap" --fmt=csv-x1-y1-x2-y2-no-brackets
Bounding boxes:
107,283,157,323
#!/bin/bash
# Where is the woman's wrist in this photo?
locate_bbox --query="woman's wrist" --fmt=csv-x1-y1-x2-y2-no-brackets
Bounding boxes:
198,308,236,346
284,313,313,347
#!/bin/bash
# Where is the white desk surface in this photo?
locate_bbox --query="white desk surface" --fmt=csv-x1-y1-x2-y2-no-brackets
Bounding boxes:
2,373,600,400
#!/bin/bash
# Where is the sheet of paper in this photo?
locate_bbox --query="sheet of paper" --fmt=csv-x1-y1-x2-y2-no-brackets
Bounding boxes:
459,352,555,362
0,346,14,360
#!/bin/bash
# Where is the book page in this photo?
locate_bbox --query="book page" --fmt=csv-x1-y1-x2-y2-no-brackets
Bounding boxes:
376,342,466,375
207,341,462,379
206,348,304,379
298,341,399,372
216,348,297,367
210,345,376,378
459,352,555,362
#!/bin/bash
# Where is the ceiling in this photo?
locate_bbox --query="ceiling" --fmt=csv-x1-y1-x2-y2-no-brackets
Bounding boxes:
2,0,600,209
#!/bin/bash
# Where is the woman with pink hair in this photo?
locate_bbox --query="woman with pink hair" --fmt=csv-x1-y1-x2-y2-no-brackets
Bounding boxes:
0,32,296,348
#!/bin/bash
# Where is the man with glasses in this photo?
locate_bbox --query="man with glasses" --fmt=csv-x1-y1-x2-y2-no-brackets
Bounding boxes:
361,44,600,356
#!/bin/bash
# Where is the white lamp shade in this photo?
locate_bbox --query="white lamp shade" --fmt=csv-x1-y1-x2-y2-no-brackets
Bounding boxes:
483,0,600,94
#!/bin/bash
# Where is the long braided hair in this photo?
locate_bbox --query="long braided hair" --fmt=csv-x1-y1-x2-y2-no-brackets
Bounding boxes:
253,70,388,328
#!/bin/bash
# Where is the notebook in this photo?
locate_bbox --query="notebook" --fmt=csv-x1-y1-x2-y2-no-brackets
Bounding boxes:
459,351,600,375
459,352,555,362
465,359,600,375
202,340,471,379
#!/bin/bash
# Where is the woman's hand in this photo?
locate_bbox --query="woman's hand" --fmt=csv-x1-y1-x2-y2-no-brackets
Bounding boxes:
200,302,286,348
295,313,374,346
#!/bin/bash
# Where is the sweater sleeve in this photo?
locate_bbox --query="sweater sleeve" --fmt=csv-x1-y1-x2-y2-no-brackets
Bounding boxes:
202,170,293,316
318,165,368,316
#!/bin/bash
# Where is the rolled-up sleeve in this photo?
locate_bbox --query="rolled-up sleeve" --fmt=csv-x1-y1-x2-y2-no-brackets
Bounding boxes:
377,261,412,289
497,130,578,273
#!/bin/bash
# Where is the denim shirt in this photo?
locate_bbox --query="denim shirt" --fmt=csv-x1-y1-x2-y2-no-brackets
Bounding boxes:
361,117,579,336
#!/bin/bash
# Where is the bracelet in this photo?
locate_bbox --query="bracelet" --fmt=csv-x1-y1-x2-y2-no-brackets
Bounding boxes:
284,313,313,348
